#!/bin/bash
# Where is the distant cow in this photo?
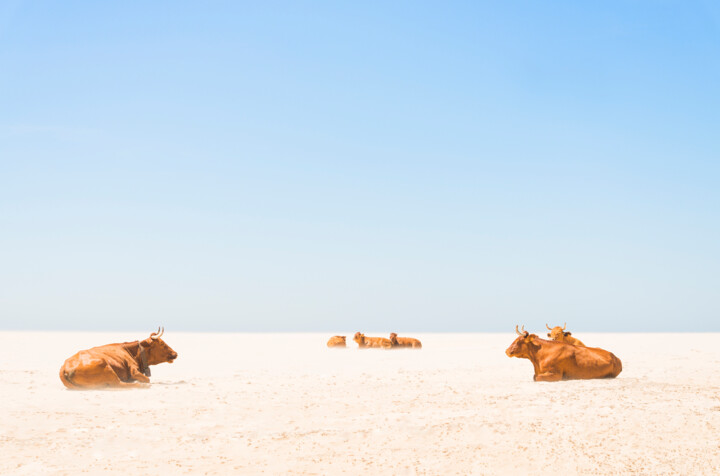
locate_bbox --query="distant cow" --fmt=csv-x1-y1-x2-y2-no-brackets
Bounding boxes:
327,336,347,348
389,333,422,349
59,327,178,389
506,325,621,381
546,323,586,347
353,332,392,349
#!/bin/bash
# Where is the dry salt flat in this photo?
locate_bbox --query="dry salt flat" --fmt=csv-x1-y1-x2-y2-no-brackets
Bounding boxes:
1,332,720,475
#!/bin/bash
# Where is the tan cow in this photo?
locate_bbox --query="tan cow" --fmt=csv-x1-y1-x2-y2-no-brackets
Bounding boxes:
353,332,392,349
546,323,585,347
326,336,347,348
59,328,178,389
506,325,622,381
389,333,422,349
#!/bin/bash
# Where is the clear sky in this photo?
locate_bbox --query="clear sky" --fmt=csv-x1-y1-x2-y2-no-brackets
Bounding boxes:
1,1,718,332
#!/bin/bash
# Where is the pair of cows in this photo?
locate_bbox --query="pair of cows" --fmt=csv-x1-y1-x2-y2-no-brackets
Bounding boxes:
326,332,422,349
58,325,621,389
507,324,622,381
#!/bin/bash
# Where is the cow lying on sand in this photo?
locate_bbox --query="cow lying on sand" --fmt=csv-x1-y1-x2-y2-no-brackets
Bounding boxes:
326,336,347,348
506,326,621,381
389,333,422,349
353,332,392,349
59,327,178,389
546,323,585,347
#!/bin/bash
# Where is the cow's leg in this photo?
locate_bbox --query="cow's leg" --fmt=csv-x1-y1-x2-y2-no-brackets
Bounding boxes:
103,366,151,388
101,366,150,389
129,368,151,383
534,371,563,382
86,363,149,389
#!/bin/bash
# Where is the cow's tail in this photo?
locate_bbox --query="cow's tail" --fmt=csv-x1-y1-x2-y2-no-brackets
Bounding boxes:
59,366,79,390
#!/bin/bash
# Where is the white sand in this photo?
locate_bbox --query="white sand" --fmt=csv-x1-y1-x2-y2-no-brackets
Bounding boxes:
1,332,719,475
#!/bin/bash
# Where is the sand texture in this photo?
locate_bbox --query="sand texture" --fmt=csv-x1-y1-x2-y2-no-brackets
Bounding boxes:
1,332,719,475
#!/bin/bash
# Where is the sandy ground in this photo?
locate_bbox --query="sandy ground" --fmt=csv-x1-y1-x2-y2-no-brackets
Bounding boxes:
1,332,719,475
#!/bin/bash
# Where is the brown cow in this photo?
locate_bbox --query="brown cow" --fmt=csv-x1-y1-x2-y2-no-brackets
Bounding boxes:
59,327,178,389
327,336,347,348
389,333,422,349
353,332,392,349
546,322,586,347
506,325,621,381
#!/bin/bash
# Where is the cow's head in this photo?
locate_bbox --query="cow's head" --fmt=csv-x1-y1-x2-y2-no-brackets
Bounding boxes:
139,327,178,365
546,323,571,342
505,325,539,358
389,333,398,343
353,332,364,344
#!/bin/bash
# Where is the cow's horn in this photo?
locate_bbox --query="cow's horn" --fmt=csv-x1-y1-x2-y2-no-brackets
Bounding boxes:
515,325,523,336
521,325,528,336
546,323,552,330
151,326,162,339
563,322,567,330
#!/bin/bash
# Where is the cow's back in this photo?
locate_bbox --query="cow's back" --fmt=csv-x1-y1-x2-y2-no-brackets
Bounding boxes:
567,345,622,379
366,337,392,348
396,337,422,348
535,340,622,380
566,336,586,347
59,345,134,388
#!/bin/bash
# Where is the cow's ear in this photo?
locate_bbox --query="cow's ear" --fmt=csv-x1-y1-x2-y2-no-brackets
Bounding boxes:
564,332,571,336
547,333,551,337
140,339,151,348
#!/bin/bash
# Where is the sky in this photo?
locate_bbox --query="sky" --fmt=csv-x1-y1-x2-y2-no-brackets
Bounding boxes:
1,1,718,332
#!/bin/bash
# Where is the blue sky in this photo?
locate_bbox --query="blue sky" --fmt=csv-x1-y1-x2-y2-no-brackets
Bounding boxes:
1,1,718,331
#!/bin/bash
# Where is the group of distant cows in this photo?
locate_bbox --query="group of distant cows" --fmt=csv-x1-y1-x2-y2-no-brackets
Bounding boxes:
507,324,622,382
326,332,423,349
58,324,621,389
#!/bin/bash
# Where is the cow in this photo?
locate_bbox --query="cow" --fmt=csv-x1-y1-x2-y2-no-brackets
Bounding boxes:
546,323,586,347
506,325,622,381
59,327,178,389
389,333,422,349
327,336,347,348
353,332,392,349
